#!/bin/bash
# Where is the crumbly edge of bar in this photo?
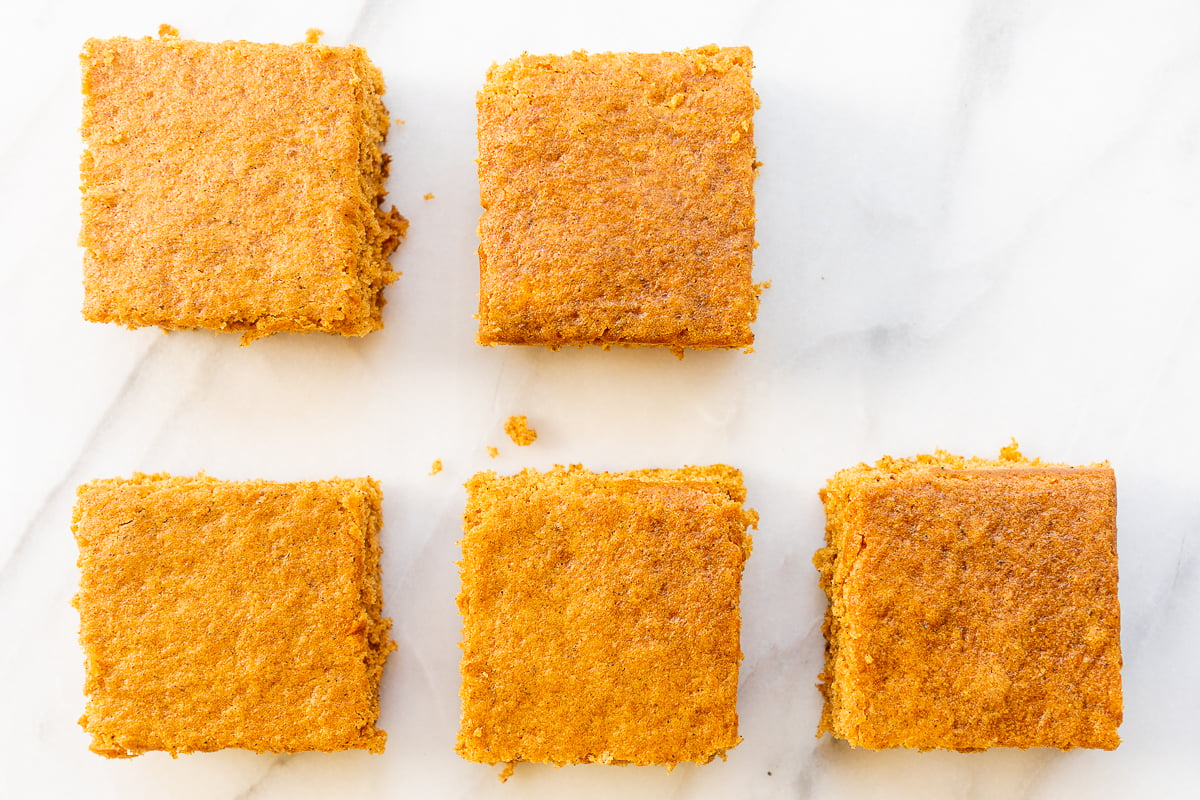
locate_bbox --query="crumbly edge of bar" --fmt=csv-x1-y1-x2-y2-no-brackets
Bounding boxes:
455,463,756,768
813,468,864,743
481,45,753,86
474,309,764,354
464,463,753,509
812,443,1112,746
71,482,126,758
240,46,405,343
358,476,395,754
317,48,405,340
72,473,395,756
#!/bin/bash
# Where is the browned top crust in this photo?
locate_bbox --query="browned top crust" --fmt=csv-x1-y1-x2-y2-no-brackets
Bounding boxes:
72,473,393,757
80,34,404,342
476,46,761,351
457,465,756,771
816,448,1122,750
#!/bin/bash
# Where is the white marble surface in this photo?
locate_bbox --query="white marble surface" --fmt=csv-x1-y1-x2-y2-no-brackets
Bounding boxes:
3,0,1199,797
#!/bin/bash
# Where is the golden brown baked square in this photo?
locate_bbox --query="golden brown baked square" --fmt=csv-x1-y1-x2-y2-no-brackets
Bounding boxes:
458,465,756,774
72,474,394,757
476,46,761,352
815,445,1122,750
80,30,406,343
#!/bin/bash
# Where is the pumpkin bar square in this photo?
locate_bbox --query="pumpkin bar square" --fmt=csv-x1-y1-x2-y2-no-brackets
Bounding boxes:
814,446,1122,751
72,474,395,757
80,31,406,343
457,465,756,775
476,46,761,352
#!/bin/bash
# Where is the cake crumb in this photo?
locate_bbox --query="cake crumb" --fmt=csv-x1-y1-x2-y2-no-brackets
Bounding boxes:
304,28,323,44
999,438,1023,461
157,24,179,39
424,192,435,200
487,447,499,459
504,415,537,447
430,459,443,476
498,762,515,782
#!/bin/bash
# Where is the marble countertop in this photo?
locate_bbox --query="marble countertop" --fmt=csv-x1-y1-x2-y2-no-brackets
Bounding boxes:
4,0,1199,797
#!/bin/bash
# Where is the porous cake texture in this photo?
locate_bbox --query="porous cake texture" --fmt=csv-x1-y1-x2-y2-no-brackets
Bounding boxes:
458,465,756,775
73,474,394,757
815,444,1122,751
503,414,537,446
80,29,406,343
476,46,762,352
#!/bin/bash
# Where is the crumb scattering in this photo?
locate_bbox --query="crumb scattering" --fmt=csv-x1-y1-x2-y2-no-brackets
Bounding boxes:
424,192,435,200
503,415,537,446
430,459,443,476
486,447,500,459
304,28,323,44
